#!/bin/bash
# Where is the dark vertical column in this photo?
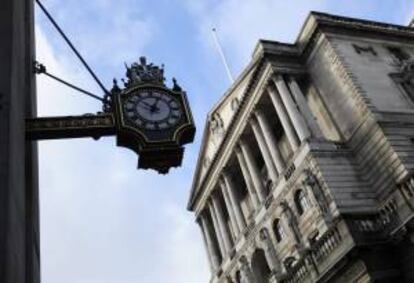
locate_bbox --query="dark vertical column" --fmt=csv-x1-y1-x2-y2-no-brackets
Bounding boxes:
0,0,39,282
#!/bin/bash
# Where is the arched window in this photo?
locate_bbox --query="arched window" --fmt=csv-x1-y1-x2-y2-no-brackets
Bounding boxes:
294,189,310,215
251,249,272,283
273,218,285,243
235,271,241,283
283,256,297,271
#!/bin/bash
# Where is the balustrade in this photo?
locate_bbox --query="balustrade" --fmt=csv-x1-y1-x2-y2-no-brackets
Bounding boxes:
310,226,342,264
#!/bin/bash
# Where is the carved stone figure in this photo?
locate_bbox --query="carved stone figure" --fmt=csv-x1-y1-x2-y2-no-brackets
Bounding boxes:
303,169,332,223
259,228,282,274
124,56,166,87
280,200,303,249
239,256,255,283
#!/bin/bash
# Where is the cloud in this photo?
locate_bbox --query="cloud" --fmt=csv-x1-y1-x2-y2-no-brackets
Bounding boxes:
36,4,209,281
36,1,414,282
183,0,414,77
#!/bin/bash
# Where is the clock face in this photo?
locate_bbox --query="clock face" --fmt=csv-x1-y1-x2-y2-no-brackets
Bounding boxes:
123,89,183,130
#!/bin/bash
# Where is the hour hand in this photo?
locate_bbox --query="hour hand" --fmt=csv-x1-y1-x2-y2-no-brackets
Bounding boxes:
138,101,159,113
139,100,153,108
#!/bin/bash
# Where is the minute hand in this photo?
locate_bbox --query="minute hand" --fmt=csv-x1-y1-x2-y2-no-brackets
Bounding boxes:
139,100,153,108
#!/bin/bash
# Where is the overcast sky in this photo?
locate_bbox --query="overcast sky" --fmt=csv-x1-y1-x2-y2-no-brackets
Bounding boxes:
35,1,414,282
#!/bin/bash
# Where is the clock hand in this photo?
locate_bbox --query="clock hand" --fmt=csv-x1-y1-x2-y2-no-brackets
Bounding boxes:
137,103,152,111
150,97,161,113
137,102,160,114
139,100,153,108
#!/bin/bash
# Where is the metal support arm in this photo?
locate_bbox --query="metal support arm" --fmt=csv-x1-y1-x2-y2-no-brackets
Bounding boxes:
26,113,115,140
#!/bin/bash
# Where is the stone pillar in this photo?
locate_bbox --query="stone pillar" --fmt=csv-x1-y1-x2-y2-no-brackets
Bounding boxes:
288,77,324,139
239,141,267,202
198,215,220,271
0,1,40,282
223,172,246,232
259,228,282,274
209,201,227,258
219,179,240,238
250,117,279,181
254,110,285,173
236,148,260,210
212,193,233,254
272,75,311,142
267,84,300,151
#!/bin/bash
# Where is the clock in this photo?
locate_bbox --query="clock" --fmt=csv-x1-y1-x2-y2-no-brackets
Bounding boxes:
123,89,183,131
112,57,195,173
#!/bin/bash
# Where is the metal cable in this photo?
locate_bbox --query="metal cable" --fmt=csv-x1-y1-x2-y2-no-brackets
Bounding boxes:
34,62,105,102
35,0,110,96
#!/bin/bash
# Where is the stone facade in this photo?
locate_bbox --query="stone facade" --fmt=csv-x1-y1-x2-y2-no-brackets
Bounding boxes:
187,12,414,283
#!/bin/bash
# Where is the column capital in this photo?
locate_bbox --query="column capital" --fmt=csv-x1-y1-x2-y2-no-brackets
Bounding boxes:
221,166,233,179
210,190,219,202
271,73,285,83
253,108,266,119
249,115,259,127
218,177,226,188
237,138,247,148
266,81,277,94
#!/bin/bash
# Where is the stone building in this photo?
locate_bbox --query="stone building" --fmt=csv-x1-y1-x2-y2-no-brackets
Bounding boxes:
187,12,414,283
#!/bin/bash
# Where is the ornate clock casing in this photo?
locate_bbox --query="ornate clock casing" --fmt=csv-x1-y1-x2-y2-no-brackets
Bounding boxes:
112,57,195,174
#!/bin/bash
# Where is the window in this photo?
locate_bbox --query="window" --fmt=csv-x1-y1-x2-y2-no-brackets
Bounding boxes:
353,44,377,56
387,46,410,64
283,256,297,271
294,190,310,215
390,73,414,105
308,230,319,246
273,218,285,243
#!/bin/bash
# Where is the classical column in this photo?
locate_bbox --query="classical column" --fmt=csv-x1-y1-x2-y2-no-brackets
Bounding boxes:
267,84,300,151
288,77,324,139
209,200,227,258
250,117,279,181
254,110,285,173
236,148,260,209
239,141,267,202
198,215,220,271
272,75,311,142
219,179,240,238
211,193,233,254
259,228,282,274
223,172,246,232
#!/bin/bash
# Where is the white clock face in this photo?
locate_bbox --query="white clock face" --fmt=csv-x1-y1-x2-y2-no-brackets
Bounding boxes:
123,90,183,130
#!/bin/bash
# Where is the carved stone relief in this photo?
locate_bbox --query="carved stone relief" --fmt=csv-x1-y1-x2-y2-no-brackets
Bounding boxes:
258,227,282,274
280,200,304,252
231,97,241,111
303,169,332,224
239,256,255,283
210,113,224,135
